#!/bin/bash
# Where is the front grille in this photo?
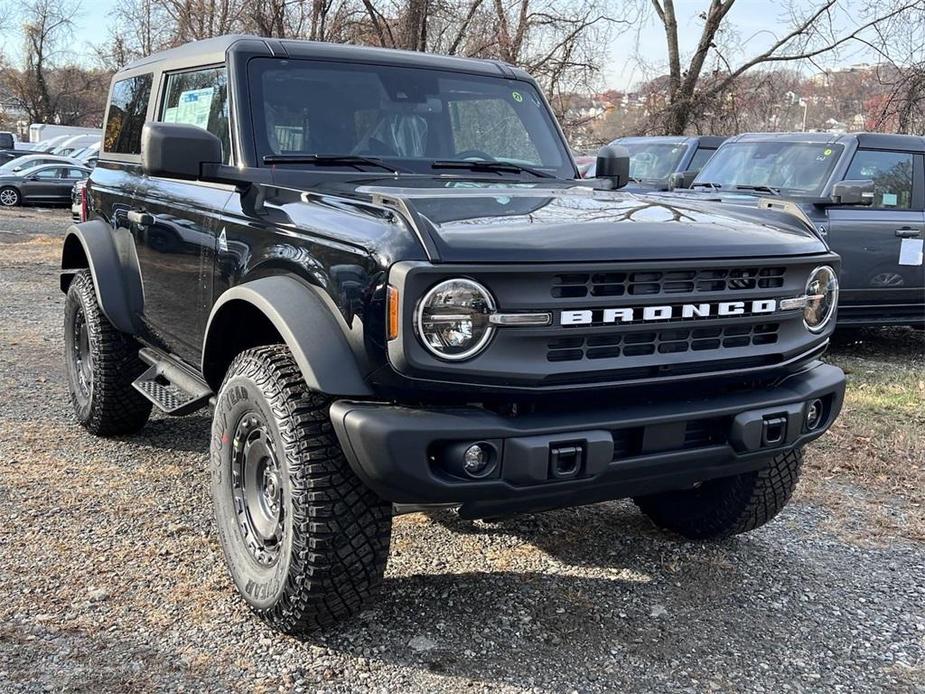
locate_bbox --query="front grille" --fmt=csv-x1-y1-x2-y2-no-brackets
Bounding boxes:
547,323,780,362
394,256,832,389
552,267,786,299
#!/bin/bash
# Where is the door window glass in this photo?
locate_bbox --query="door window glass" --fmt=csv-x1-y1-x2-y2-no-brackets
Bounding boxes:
844,149,915,208
161,67,230,161
105,74,153,155
67,169,88,179
32,168,62,179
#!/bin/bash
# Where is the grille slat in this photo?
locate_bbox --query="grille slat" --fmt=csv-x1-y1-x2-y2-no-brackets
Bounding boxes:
552,266,786,299
547,323,780,362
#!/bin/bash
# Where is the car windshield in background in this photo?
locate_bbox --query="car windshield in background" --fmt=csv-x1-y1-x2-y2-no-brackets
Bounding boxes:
620,142,688,181
248,58,573,179
694,142,844,196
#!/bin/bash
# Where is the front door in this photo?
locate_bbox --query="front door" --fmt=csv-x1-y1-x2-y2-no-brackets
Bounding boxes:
129,64,232,366
825,148,925,321
21,166,71,201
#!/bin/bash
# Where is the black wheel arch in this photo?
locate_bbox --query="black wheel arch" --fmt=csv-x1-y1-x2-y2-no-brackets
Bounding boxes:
202,276,374,397
60,220,144,335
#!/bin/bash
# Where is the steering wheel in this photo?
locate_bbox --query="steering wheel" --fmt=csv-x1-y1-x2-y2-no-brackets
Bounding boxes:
454,149,496,161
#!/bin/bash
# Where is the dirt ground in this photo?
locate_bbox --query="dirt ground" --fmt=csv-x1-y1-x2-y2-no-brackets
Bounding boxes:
0,208,923,693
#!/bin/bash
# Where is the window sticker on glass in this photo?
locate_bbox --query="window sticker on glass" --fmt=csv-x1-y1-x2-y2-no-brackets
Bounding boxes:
163,107,178,123
511,91,523,103
881,192,898,207
176,87,214,128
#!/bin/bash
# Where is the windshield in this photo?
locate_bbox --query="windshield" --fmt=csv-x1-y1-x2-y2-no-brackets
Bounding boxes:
248,58,574,178
619,142,688,181
694,141,843,195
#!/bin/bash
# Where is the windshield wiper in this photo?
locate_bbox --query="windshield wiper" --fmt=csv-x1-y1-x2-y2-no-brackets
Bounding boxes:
262,154,411,173
691,182,722,190
431,159,554,179
735,184,781,195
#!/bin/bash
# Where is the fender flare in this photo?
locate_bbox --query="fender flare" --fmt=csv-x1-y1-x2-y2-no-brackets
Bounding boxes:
60,220,141,334
202,276,374,397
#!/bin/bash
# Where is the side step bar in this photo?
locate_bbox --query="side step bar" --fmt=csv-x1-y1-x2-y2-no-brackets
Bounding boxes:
132,347,212,415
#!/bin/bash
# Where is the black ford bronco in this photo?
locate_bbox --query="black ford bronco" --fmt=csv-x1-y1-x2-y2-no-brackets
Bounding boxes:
61,36,845,634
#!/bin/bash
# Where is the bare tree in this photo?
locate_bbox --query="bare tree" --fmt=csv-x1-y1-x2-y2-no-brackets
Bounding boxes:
632,0,925,134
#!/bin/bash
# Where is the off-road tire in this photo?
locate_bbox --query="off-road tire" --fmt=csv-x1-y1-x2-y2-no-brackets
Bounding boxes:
0,186,21,207
210,345,392,634
634,449,803,540
64,270,152,436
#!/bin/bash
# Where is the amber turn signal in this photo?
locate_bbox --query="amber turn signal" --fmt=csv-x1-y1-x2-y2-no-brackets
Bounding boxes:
387,285,400,340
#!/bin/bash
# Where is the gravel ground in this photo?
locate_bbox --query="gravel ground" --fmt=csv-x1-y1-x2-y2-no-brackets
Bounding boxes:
1,208,923,693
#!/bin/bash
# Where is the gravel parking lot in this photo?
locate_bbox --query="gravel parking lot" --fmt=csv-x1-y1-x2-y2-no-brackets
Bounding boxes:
1,207,923,693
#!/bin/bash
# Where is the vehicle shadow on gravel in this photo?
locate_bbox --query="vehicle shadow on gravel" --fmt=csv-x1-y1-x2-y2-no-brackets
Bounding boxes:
137,413,212,453
303,502,831,686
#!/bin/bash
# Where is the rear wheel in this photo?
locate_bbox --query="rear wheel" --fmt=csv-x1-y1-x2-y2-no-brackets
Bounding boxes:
634,449,803,540
0,186,20,207
210,345,392,634
64,270,152,435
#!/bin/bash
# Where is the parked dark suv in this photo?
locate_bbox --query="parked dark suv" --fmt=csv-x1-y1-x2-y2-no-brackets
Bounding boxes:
674,132,925,328
60,36,845,634
608,135,727,191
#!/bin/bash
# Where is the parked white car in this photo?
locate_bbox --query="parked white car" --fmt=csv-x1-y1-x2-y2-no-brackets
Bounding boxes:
0,154,83,175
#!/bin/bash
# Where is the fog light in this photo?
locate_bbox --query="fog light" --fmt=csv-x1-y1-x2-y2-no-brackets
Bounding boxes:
463,443,493,478
805,399,824,431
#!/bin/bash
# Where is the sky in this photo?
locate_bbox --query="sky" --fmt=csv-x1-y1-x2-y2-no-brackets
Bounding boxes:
7,0,881,91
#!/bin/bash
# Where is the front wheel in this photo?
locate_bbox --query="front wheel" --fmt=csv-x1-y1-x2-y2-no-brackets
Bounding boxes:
0,186,21,207
210,345,392,634
634,449,803,540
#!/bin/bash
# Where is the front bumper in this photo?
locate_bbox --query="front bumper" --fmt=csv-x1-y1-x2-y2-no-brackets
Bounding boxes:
331,362,845,518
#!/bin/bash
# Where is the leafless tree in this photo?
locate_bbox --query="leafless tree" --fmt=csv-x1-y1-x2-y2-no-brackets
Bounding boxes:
629,0,925,134
0,0,108,126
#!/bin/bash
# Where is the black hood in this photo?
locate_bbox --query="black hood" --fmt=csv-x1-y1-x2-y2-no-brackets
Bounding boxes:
356,182,827,263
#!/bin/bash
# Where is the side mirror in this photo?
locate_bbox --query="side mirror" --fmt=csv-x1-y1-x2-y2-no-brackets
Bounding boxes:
141,122,222,180
595,144,630,189
829,179,875,206
668,170,699,191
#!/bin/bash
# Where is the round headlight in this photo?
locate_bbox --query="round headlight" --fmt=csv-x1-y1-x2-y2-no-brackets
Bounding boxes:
803,266,838,332
416,279,496,360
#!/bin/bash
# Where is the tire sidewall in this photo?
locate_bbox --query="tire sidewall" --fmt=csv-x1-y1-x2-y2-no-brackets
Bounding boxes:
211,372,295,611
64,276,95,425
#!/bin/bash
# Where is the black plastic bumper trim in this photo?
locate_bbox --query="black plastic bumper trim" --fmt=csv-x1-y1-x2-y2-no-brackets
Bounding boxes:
330,361,845,513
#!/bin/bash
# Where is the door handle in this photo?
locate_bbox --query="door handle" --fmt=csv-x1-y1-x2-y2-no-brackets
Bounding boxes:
127,210,155,226
895,227,922,238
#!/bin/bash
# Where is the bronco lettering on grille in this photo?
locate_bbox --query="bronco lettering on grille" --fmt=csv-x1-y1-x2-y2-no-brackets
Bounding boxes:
560,299,778,326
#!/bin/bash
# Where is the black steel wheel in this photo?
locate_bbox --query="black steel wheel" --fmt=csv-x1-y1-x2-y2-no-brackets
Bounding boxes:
64,270,152,435
210,345,392,634
230,411,285,567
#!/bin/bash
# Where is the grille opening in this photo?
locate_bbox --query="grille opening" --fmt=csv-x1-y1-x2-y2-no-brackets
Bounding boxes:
546,323,781,362
554,266,787,299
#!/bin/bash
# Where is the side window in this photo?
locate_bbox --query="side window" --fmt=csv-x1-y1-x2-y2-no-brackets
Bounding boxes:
67,169,88,179
688,147,715,172
160,67,230,161
105,74,154,155
844,149,915,209
448,98,541,164
33,168,62,179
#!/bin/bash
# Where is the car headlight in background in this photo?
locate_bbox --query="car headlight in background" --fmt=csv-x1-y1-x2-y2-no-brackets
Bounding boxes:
416,279,496,360
803,265,838,332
